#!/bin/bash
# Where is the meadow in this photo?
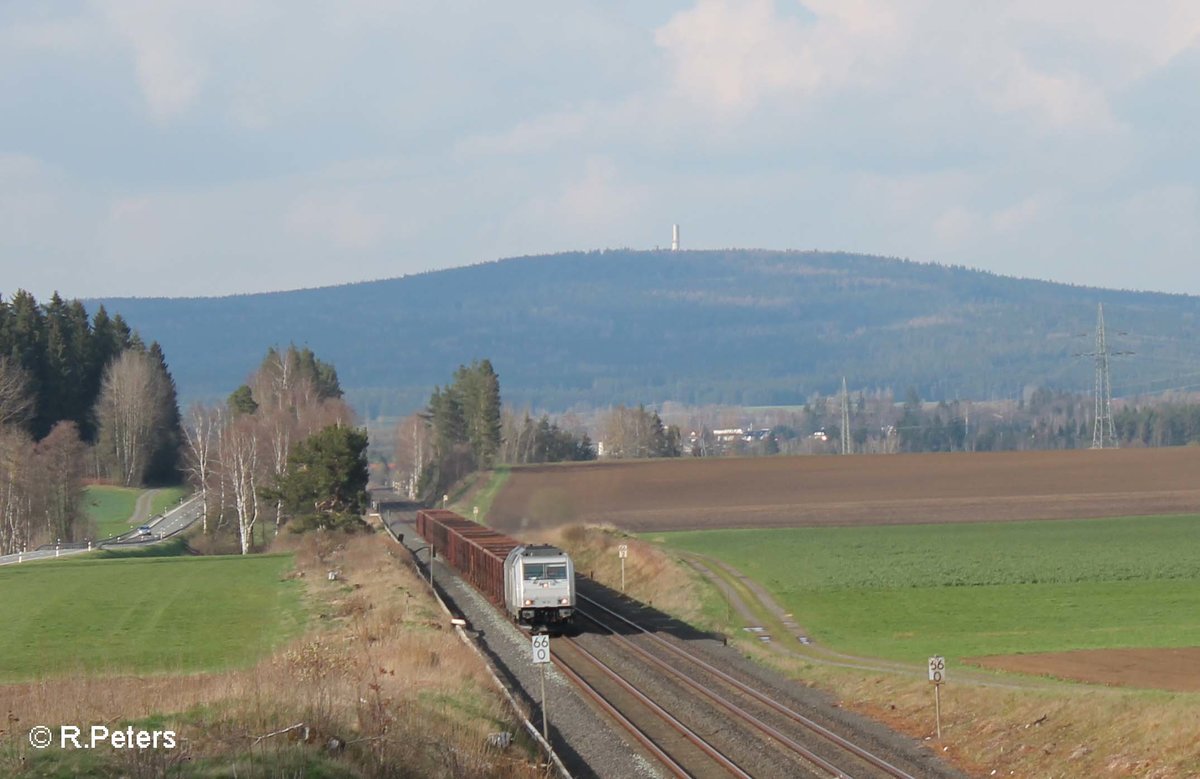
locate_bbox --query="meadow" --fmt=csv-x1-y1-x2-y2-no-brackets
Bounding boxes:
0,531,543,779
83,485,142,539
652,514,1200,662
85,485,191,539
0,552,305,680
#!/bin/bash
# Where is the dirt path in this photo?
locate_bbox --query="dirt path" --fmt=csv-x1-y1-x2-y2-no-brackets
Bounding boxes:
683,553,1066,691
129,489,159,526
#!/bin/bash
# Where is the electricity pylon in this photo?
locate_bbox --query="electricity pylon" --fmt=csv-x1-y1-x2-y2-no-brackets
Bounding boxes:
1075,304,1131,449
840,376,850,455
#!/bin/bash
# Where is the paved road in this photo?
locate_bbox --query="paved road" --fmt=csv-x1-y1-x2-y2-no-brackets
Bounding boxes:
0,493,204,567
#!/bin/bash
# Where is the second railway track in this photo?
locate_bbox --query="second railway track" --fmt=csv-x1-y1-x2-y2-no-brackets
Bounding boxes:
562,592,924,779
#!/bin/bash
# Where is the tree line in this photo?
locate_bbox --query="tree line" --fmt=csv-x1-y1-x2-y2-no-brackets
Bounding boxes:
394,363,693,502
654,385,1200,457
0,291,182,554
182,345,368,555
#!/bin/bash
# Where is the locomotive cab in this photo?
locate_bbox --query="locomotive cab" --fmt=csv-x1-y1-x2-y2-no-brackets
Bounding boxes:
504,544,575,628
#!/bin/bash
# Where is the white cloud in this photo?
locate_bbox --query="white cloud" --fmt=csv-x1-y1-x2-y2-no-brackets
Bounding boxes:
6,2,1200,300
97,1,211,122
983,51,1118,133
653,0,902,115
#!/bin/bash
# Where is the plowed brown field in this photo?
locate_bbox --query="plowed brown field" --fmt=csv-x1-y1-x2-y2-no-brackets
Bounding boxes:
488,447,1200,533
489,447,1200,692
968,648,1200,692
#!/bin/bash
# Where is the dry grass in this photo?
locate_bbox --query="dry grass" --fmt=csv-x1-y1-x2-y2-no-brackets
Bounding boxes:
537,524,713,628
799,664,1200,778
0,527,548,778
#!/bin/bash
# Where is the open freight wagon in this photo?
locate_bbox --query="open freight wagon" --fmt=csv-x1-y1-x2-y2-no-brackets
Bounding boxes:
416,509,517,605
416,509,575,630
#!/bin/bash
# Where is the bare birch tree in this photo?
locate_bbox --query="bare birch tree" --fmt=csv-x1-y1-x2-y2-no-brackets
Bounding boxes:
0,357,33,429
94,350,169,486
393,413,431,499
225,416,260,555
0,427,32,554
261,405,292,533
31,421,86,543
182,403,221,534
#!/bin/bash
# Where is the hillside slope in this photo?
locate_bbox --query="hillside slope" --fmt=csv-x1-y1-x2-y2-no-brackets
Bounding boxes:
93,250,1200,416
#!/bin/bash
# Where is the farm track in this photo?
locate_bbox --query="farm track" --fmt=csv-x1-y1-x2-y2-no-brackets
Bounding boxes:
680,554,1058,692
569,594,922,779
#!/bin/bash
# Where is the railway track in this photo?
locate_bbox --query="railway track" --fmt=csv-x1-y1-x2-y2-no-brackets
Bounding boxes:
562,593,920,779
551,637,754,778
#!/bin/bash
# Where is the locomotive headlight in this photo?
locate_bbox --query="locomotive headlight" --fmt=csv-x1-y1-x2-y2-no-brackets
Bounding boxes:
524,599,533,606
559,597,569,605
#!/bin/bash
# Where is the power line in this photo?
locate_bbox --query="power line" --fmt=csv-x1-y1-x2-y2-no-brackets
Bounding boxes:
1074,304,1133,449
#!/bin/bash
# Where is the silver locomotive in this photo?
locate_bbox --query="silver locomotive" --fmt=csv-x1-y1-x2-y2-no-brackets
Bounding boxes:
504,544,575,629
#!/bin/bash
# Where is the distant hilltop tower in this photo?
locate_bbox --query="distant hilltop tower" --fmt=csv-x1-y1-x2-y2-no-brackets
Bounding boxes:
671,224,680,251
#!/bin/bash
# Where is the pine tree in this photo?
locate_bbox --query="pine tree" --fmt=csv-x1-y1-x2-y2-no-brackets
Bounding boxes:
8,291,47,437
144,342,183,484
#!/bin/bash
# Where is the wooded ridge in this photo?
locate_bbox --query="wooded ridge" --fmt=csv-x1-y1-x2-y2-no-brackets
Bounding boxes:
92,250,1200,417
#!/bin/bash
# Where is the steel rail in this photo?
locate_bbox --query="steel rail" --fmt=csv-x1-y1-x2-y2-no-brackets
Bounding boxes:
549,653,691,779
554,636,754,779
576,607,851,778
578,593,918,779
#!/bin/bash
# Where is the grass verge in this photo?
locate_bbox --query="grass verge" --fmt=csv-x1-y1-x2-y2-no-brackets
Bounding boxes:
467,467,511,523
149,486,191,517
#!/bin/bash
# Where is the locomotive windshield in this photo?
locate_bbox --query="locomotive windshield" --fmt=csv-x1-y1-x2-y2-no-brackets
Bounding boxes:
523,562,568,580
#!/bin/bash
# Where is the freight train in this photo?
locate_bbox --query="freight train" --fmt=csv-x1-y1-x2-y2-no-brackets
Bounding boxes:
415,509,575,630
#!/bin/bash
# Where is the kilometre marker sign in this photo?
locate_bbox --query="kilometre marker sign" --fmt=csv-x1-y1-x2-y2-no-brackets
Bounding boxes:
532,634,550,664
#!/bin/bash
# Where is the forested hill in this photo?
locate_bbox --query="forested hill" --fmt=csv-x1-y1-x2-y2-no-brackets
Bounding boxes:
93,250,1200,418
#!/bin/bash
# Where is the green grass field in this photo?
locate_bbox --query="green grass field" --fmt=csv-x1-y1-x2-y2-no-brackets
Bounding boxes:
84,485,192,539
652,515,1200,662
0,553,305,680
83,485,143,539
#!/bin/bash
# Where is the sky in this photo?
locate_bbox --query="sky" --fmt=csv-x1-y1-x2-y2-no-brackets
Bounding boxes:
2,1,1200,299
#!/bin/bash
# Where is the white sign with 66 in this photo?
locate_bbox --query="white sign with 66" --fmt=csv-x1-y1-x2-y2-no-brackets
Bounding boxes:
928,655,946,684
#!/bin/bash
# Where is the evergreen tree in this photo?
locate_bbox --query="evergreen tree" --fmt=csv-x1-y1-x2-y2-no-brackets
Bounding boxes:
8,291,48,436
273,424,369,532
143,342,183,484
420,360,505,499
454,359,502,467
228,385,258,415
0,295,154,443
